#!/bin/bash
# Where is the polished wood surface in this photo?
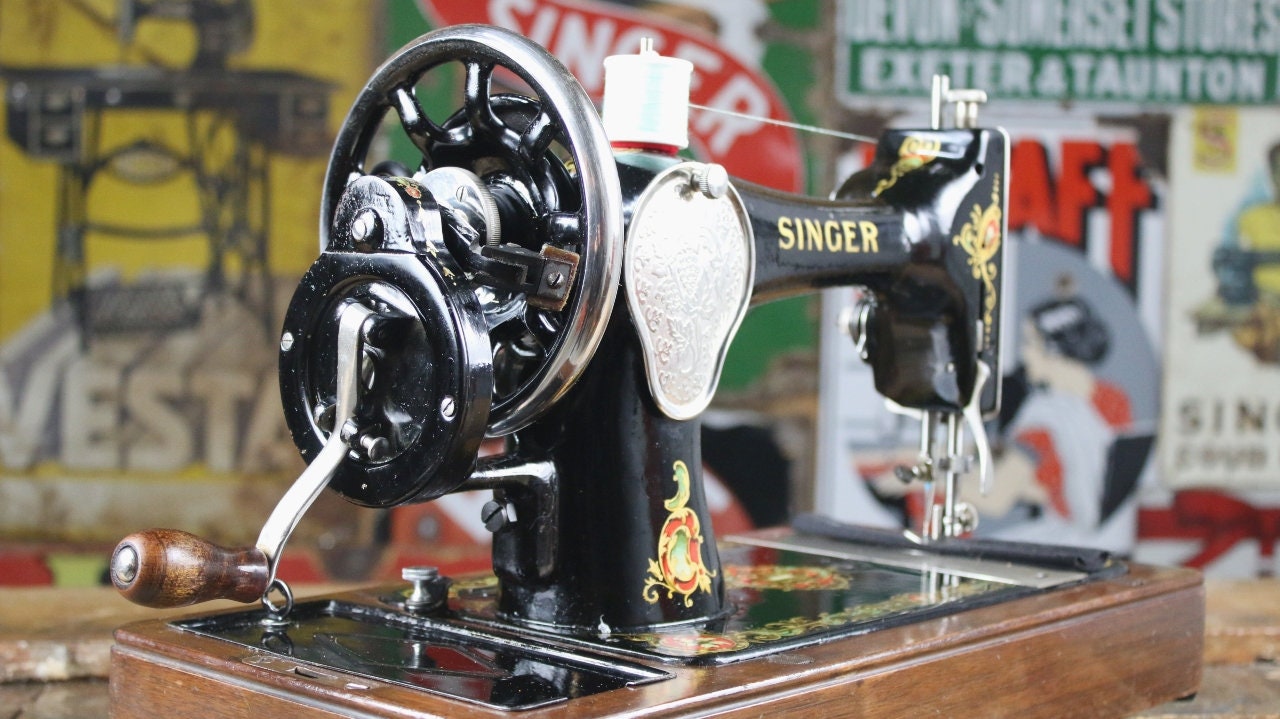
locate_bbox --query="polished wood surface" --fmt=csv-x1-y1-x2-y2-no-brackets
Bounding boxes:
105,563,1203,718
0,583,354,683
13,575,1280,716
111,529,270,608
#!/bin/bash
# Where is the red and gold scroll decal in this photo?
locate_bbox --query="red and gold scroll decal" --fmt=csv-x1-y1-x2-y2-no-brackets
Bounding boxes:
625,580,999,657
952,175,1002,345
724,564,850,592
643,460,715,607
873,135,942,196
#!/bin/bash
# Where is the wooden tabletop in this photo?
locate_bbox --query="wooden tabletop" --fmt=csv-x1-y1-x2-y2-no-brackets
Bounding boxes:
2,580,1278,717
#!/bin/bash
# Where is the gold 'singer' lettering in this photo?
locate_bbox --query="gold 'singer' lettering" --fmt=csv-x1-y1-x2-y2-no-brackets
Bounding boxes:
777,217,879,253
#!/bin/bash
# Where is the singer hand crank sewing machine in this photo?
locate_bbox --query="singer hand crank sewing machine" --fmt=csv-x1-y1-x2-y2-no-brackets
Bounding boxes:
106,25,1203,718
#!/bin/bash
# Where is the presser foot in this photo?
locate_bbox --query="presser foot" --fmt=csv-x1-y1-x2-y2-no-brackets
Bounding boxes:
888,360,994,543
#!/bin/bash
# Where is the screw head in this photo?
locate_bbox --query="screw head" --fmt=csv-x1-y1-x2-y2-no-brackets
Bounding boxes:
401,565,440,583
401,565,447,613
280,331,294,352
440,395,457,421
339,419,359,443
111,545,139,585
481,500,508,532
359,433,390,462
694,163,729,199
312,402,335,432
350,209,379,243
547,271,566,289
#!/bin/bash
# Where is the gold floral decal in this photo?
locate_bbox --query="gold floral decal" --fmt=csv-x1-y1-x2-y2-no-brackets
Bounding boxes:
643,460,716,607
725,564,850,592
623,580,999,657
874,135,942,196
447,574,499,598
444,573,500,616
952,175,1002,346
389,176,423,199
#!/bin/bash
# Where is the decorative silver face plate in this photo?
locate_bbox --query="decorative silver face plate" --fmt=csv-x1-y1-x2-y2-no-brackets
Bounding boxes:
624,162,754,420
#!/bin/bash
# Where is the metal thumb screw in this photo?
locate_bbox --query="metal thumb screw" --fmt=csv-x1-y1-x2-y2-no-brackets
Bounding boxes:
402,566,446,613
481,500,509,533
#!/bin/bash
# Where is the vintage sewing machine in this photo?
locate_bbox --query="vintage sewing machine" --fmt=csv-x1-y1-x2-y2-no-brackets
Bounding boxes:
1,0,328,344
106,25,1202,717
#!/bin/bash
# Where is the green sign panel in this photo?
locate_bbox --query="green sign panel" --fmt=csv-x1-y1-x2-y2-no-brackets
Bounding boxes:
837,0,1280,105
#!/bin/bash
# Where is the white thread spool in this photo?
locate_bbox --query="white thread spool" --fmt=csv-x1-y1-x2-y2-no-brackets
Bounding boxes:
601,38,692,152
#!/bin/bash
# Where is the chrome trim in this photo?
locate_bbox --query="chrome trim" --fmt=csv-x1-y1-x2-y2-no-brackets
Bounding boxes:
255,303,372,577
624,162,754,420
726,533,1088,589
322,25,623,436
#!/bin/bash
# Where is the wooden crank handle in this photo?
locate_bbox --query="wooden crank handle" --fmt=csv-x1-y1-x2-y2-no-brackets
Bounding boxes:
110,529,270,608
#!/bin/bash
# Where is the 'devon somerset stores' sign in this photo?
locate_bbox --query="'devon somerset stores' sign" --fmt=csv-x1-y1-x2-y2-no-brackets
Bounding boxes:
836,0,1280,107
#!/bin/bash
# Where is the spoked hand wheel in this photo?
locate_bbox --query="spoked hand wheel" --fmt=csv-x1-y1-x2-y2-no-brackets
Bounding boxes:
110,25,624,612
323,23,624,438
279,24,623,508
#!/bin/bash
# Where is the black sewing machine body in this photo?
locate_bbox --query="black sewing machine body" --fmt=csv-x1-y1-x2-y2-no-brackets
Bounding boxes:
106,24,1203,717
485,129,1012,632
270,131,1010,633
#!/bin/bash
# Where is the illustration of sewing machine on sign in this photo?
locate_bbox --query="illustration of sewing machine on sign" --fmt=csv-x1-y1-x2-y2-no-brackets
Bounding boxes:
1,0,329,344
105,25,1202,718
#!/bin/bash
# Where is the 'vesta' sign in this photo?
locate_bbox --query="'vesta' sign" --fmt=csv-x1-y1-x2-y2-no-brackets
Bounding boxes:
419,0,804,192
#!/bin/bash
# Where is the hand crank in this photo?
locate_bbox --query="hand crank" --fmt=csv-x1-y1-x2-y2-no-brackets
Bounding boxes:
109,303,376,612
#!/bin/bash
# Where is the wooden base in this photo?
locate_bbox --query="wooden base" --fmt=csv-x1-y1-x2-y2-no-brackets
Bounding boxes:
110,563,1203,718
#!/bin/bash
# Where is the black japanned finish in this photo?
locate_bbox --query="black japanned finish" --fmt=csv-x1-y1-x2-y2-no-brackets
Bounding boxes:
741,128,1007,416
483,154,726,632
492,296,727,632
482,129,1009,629
278,177,494,507
174,599,671,710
